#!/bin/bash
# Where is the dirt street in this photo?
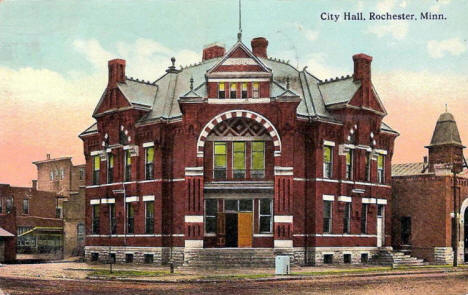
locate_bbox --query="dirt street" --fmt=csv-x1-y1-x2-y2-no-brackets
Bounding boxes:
0,271,466,295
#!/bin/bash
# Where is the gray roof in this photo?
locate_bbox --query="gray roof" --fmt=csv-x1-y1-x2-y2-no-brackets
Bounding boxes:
81,40,397,134
392,162,428,176
428,112,464,147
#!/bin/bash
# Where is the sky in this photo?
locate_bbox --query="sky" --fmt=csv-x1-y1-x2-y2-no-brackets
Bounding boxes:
0,0,467,186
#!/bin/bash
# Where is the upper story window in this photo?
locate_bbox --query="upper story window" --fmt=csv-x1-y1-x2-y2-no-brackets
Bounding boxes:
365,152,371,181
252,82,259,98
5,198,12,213
323,145,333,179
0,199,3,213
23,199,29,215
214,142,227,180
50,170,54,181
92,156,100,185
241,82,248,98
124,150,132,182
251,141,265,179
230,83,237,98
377,154,385,183
233,142,246,179
60,168,64,180
345,150,353,180
145,147,154,180
107,153,114,184
79,168,85,181
218,83,226,98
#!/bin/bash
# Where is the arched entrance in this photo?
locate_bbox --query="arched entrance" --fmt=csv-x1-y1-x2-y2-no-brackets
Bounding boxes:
461,198,468,263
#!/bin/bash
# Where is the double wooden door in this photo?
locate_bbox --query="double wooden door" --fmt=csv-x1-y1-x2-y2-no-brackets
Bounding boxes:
217,212,252,247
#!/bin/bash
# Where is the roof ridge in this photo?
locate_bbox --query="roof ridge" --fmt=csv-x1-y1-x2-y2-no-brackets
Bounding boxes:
319,74,352,84
125,76,156,85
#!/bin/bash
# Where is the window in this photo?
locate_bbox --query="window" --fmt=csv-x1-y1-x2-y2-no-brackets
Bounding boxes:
126,203,134,234
251,141,265,178
77,223,85,244
23,199,29,215
107,153,114,183
92,156,100,185
239,199,253,212
377,155,385,183
109,253,116,264
6,198,12,213
344,254,352,264
145,201,154,234
79,168,85,181
225,199,237,211
361,203,368,233
400,217,411,245
0,199,2,213
91,253,99,262
214,142,227,179
145,147,154,180
205,199,217,234
323,200,332,233
252,82,259,98
144,254,154,264
377,204,385,217
233,142,246,179
365,152,371,181
218,82,226,98
92,204,100,234
50,170,54,181
125,253,134,263
109,204,116,234
361,253,369,264
241,82,248,98
345,150,353,180
323,146,333,178
259,199,272,233
56,206,62,218
230,82,237,98
323,254,333,264
343,202,351,233
124,150,132,182
60,168,64,180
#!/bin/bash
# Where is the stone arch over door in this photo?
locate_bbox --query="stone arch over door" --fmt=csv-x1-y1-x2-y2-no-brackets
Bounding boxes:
461,197,468,262
196,110,281,158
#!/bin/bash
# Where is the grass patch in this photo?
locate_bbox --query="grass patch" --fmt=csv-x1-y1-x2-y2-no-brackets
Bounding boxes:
200,273,274,280
291,266,391,276
89,269,170,278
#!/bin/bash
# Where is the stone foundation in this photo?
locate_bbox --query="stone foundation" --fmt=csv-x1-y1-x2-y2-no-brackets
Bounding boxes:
85,246,184,266
293,247,386,266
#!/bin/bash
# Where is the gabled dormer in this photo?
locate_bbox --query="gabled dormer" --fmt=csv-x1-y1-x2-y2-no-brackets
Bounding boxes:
205,38,272,101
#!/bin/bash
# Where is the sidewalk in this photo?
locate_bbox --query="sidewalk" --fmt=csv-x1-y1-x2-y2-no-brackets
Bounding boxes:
0,260,466,283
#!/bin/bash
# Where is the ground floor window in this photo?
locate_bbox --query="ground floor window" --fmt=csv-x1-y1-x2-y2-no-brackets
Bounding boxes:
259,199,272,233
205,199,217,234
343,254,351,264
323,201,333,233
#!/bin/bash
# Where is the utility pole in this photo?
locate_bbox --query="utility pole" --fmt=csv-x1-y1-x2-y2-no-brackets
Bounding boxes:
452,166,458,267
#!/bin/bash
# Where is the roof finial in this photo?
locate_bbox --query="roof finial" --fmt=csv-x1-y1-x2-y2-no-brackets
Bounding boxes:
237,0,242,42
190,77,194,90
445,103,448,113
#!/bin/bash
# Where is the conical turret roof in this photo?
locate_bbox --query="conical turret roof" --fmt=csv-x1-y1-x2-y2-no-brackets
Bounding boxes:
427,112,464,147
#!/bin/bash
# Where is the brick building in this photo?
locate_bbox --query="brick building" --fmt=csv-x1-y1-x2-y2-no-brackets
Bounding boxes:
0,183,63,261
33,155,86,257
392,112,468,264
80,34,398,266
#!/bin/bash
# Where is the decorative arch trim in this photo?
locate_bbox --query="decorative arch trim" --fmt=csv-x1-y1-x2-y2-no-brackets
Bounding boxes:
461,197,468,224
196,110,281,158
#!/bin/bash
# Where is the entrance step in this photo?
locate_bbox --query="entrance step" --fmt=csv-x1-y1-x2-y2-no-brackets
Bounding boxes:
183,248,281,268
371,250,427,267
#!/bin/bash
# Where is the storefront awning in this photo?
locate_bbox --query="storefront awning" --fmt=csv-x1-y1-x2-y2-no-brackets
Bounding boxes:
18,226,62,237
0,227,15,237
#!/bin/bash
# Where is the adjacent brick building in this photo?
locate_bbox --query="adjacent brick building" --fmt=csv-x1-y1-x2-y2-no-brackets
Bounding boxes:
33,155,86,257
392,112,468,264
80,34,398,266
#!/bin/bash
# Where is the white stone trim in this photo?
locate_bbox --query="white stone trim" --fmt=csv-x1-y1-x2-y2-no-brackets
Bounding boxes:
362,198,377,204
90,199,100,205
338,196,352,202
87,234,184,238
274,215,293,223
207,98,271,104
274,240,293,248
223,58,258,65
143,195,155,202
377,199,387,205
123,145,131,150
185,215,204,223
374,149,388,155
323,140,335,147
209,78,270,82
90,150,102,156
185,240,203,248
185,167,204,177
101,198,115,204
323,195,335,201
293,234,377,238
125,196,139,203
142,142,154,148
274,166,293,176
253,234,274,237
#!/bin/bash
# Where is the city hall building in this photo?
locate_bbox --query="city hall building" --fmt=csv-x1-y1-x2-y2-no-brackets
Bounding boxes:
80,33,398,266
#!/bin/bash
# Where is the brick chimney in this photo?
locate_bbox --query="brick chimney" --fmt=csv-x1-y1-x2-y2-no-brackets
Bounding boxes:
251,37,268,58
108,59,126,88
352,53,373,107
202,44,225,61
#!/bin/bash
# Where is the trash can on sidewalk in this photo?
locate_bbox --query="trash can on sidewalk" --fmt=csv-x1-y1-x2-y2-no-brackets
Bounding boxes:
275,255,290,275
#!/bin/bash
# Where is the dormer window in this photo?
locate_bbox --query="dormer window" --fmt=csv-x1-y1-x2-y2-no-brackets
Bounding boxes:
252,82,259,98
241,83,248,98
230,83,237,98
218,83,226,98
